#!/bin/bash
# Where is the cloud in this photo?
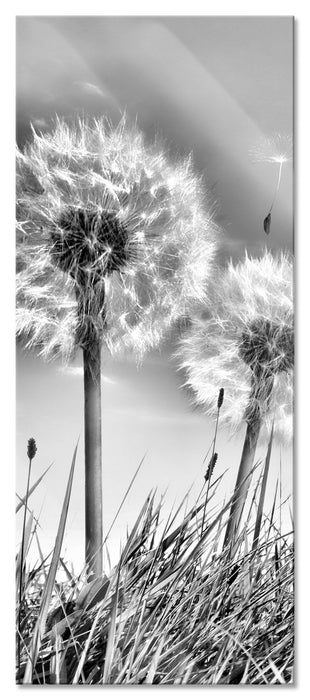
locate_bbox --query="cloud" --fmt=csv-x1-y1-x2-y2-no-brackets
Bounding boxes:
74,81,109,99
59,366,83,377
58,366,116,384
32,117,49,129
102,375,116,386
105,405,206,427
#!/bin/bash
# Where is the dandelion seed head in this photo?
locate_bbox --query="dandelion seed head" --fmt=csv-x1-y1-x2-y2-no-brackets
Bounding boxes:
239,319,294,376
51,206,132,281
17,115,219,361
178,250,293,442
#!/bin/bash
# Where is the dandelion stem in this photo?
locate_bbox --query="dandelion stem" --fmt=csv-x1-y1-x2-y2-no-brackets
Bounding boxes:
224,416,261,549
252,421,274,552
83,343,103,580
224,367,275,550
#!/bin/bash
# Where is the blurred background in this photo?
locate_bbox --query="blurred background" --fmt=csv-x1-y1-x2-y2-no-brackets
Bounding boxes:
16,16,293,571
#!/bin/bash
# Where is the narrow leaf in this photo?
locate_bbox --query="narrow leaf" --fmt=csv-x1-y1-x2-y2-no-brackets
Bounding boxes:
104,455,146,545
76,575,110,611
144,637,165,684
23,442,78,683
102,566,121,683
16,511,34,597
16,463,53,513
121,494,152,564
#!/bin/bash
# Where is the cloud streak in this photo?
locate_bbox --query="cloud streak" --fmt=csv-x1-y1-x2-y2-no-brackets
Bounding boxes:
58,366,116,384
74,81,109,99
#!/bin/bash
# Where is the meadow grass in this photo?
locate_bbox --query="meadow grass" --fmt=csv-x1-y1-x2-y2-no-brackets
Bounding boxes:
16,443,294,685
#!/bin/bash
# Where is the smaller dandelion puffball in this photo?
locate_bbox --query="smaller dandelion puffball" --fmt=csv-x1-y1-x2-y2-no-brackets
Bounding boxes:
178,251,293,442
16,116,219,363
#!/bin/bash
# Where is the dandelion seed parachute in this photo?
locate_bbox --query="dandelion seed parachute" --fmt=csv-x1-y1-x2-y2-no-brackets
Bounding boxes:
178,250,293,442
16,116,219,363
249,134,293,235
249,133,293,165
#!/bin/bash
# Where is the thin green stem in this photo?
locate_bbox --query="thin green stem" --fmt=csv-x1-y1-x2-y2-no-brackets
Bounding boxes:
17,456,33,682
201,406,220,537
268,160,283,215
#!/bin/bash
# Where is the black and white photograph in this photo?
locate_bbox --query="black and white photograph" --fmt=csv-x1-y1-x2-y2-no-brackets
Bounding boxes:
15,13,294,685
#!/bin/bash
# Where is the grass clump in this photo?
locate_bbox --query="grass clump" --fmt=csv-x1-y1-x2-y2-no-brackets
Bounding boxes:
16,450,294,685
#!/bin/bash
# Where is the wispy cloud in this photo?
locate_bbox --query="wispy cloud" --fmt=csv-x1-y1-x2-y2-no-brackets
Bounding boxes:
58,366,116,384
105,405,207,427
74,81,109,99
32,117,49,129
220,236,267,260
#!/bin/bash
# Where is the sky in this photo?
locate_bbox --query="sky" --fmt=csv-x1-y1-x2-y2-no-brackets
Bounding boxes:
16,16,293,572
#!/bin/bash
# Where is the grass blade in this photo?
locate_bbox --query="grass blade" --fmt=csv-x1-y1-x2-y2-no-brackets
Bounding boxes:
16,511,34,598
16,463,53,513
22,441,78,683
144,636,165,684
104,455,146,545
102,565,121,684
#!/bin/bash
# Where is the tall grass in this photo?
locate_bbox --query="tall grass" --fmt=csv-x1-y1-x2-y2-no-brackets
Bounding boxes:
16,444,294,685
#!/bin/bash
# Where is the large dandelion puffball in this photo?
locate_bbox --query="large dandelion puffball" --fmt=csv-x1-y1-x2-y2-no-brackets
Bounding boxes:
16,116,218,362
178,251,293,442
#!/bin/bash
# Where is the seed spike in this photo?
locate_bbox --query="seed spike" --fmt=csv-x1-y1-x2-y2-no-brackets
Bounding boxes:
217,388,224,409
27,438,37,460
204,452,218,483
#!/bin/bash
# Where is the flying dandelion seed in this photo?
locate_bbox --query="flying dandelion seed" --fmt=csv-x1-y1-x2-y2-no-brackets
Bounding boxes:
249,134,292,234
16,115,219,576
249,133,293,166
177,250,293,545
